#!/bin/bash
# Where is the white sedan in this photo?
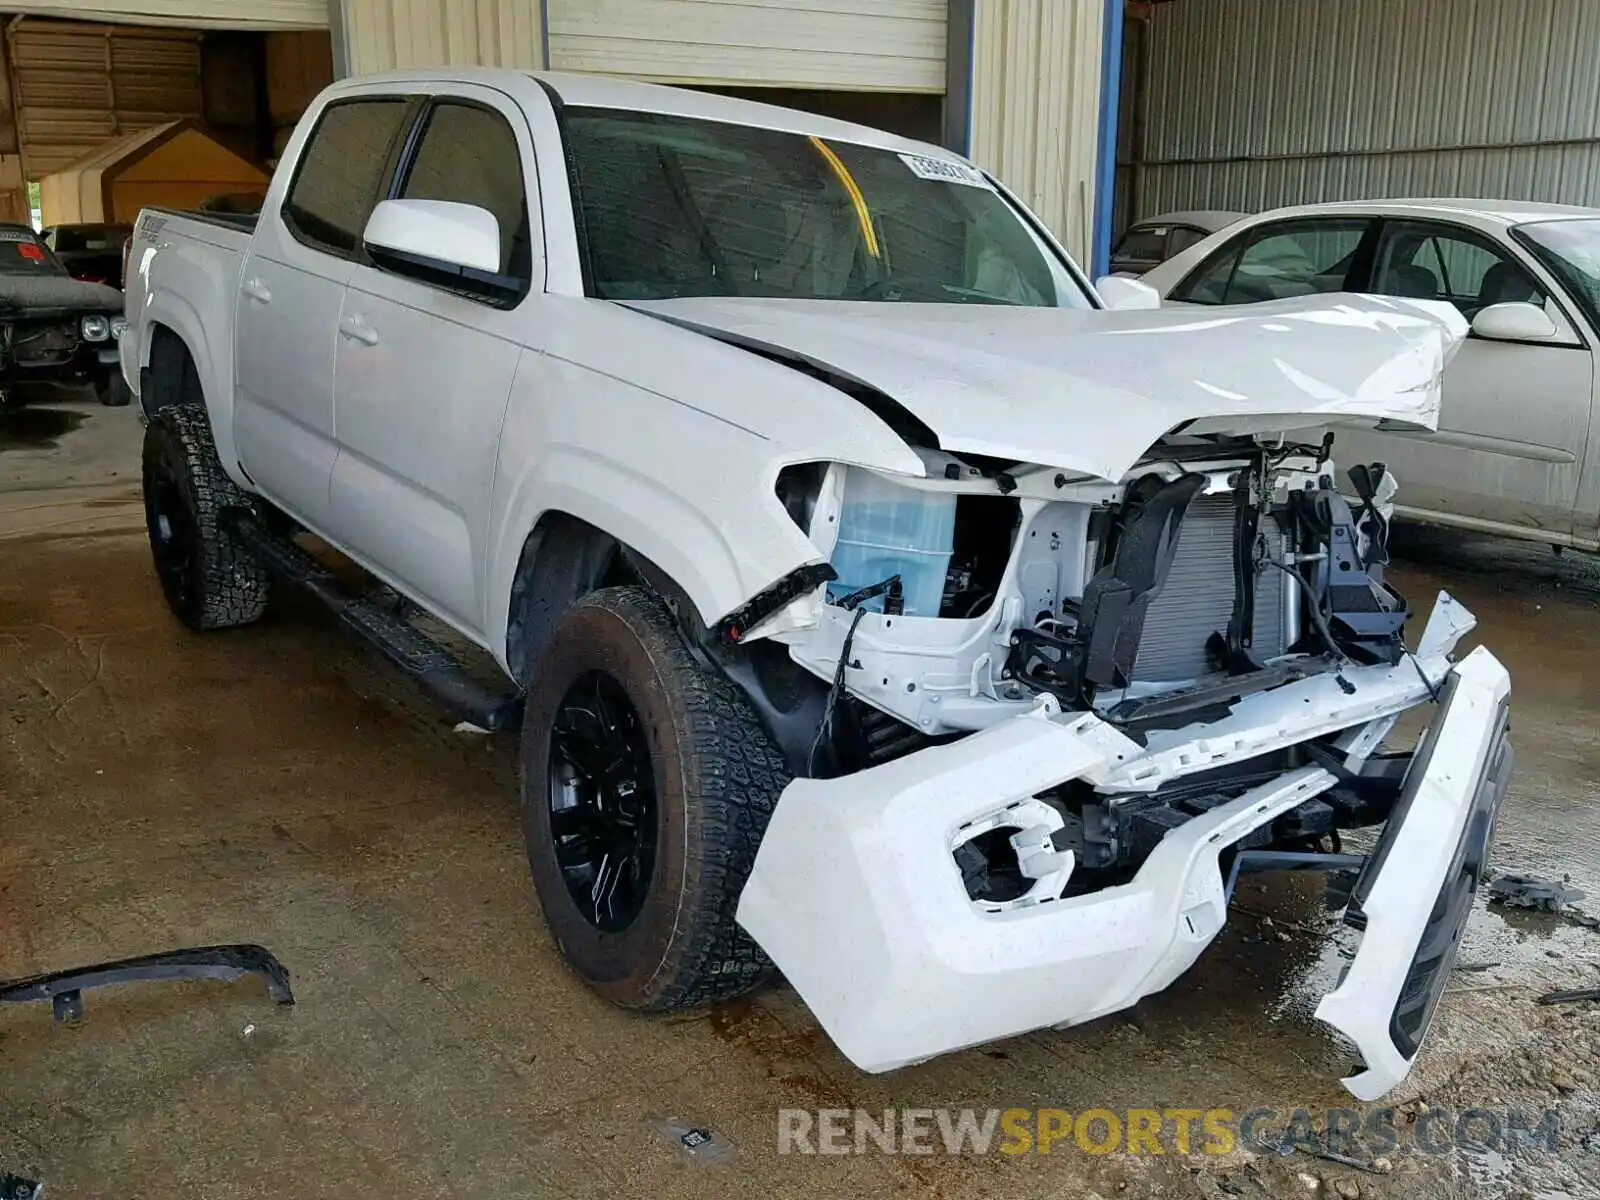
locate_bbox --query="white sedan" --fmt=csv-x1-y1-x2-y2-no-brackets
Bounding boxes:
1139,199,1600,550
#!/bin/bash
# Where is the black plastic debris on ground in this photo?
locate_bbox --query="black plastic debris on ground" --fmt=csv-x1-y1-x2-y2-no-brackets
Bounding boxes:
1486,873,1586,912
0,944,293,1024
1,1173,43,1200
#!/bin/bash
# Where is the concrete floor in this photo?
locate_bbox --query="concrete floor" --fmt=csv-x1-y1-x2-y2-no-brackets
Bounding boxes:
3,396,1599,1199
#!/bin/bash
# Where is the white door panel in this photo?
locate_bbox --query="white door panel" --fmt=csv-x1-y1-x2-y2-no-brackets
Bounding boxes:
329,267,523,633
233,251,349,526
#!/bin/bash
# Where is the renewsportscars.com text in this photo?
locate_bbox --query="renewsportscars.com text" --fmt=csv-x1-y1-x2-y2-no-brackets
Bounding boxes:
777,1106,1562,1158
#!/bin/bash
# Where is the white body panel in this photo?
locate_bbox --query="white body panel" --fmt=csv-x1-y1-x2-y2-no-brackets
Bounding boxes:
121,214,251,482
233,237,349,529
330,265,523,635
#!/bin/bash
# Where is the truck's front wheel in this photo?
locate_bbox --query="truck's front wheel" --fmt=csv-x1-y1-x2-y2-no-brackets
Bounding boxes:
142,406,270,630
519,586,787,1010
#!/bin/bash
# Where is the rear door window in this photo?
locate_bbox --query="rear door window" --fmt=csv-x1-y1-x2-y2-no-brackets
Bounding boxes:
1371,220,1544,314
282,98,413,257
1174,219,1370,304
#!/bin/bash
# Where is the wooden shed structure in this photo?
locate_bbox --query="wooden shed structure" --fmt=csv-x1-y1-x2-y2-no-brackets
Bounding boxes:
38,120,268,226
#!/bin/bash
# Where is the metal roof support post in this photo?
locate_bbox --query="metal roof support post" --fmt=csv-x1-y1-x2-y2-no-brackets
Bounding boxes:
327,0,351,78
1092,0,1124,277
942,0,976,156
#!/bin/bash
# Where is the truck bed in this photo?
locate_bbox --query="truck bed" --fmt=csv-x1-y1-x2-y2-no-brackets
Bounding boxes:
146,207,259,236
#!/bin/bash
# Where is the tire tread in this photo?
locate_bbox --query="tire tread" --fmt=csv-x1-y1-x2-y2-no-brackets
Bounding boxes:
144,404,270,630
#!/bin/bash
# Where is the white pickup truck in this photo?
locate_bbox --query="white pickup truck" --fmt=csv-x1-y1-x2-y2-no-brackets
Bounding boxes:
122,68,1511,1100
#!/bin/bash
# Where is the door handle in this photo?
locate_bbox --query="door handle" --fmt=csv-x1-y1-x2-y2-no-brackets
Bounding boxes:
339,315,379,346
242,277,272,304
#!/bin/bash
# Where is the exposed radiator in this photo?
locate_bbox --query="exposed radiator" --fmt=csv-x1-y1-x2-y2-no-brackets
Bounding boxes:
1132,495,1289,682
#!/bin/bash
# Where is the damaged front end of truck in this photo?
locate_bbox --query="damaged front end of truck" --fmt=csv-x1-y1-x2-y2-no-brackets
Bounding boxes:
665,294,1511,1101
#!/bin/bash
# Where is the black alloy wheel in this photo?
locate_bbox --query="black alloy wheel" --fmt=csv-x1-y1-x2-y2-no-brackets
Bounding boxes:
547,670,659,932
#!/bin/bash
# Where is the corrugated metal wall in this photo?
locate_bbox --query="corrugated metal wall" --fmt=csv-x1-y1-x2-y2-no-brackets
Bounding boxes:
0,2,327,29
546,0,945,91
340,0,945,92
968,0,1103,262
1126,0,1600,227
10,19,203,178
340,0,544,72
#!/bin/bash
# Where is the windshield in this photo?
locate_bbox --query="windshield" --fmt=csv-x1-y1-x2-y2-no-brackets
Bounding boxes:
0,229,66,276
1514,218,1600,327
561,107,1091,307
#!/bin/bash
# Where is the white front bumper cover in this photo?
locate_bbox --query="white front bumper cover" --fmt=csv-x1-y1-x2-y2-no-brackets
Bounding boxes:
736,592,1510,1099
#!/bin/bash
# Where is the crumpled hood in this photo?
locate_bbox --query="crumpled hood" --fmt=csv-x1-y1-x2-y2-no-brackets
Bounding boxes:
628,295,1468,481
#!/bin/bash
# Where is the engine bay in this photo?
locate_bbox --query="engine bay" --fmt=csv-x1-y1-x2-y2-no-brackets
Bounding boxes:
729,434,1422,902
767,435,1410,748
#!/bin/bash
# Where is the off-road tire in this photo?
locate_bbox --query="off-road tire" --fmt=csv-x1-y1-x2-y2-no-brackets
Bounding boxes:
142,405,270,630
519,585,787,1010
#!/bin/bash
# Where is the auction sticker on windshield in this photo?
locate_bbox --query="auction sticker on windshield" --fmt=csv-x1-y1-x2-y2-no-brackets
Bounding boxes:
899,153,991,189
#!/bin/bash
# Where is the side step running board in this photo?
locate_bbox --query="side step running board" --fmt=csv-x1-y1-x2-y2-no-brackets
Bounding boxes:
229,510,523,732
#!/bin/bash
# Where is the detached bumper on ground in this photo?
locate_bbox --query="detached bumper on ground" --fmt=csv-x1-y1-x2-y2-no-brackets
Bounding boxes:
737,592,1511,1099
1316,647,1513,1100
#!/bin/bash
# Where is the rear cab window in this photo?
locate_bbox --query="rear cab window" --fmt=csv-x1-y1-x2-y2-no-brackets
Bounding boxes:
1114,225,1170,263
52,226,132,253
1168,226,1209,255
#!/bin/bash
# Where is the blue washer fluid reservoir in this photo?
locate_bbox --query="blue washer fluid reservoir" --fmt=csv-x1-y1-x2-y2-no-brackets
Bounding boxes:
827,468,956,617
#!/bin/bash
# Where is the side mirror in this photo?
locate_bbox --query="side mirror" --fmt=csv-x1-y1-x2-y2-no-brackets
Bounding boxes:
1471,301,1557,342
1096,274,1162,311
362,199,514,297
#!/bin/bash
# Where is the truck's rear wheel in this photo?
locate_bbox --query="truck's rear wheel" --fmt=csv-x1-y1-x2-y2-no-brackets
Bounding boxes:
94,370,131,406
142,405,270,630
519,586,787,1010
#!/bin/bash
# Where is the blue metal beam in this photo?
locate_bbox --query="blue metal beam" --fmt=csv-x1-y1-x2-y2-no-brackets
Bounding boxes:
1092,0,1125,277
942,0,977,155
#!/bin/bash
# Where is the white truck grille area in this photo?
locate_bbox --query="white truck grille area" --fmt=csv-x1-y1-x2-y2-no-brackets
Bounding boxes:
1132,496,1289,682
